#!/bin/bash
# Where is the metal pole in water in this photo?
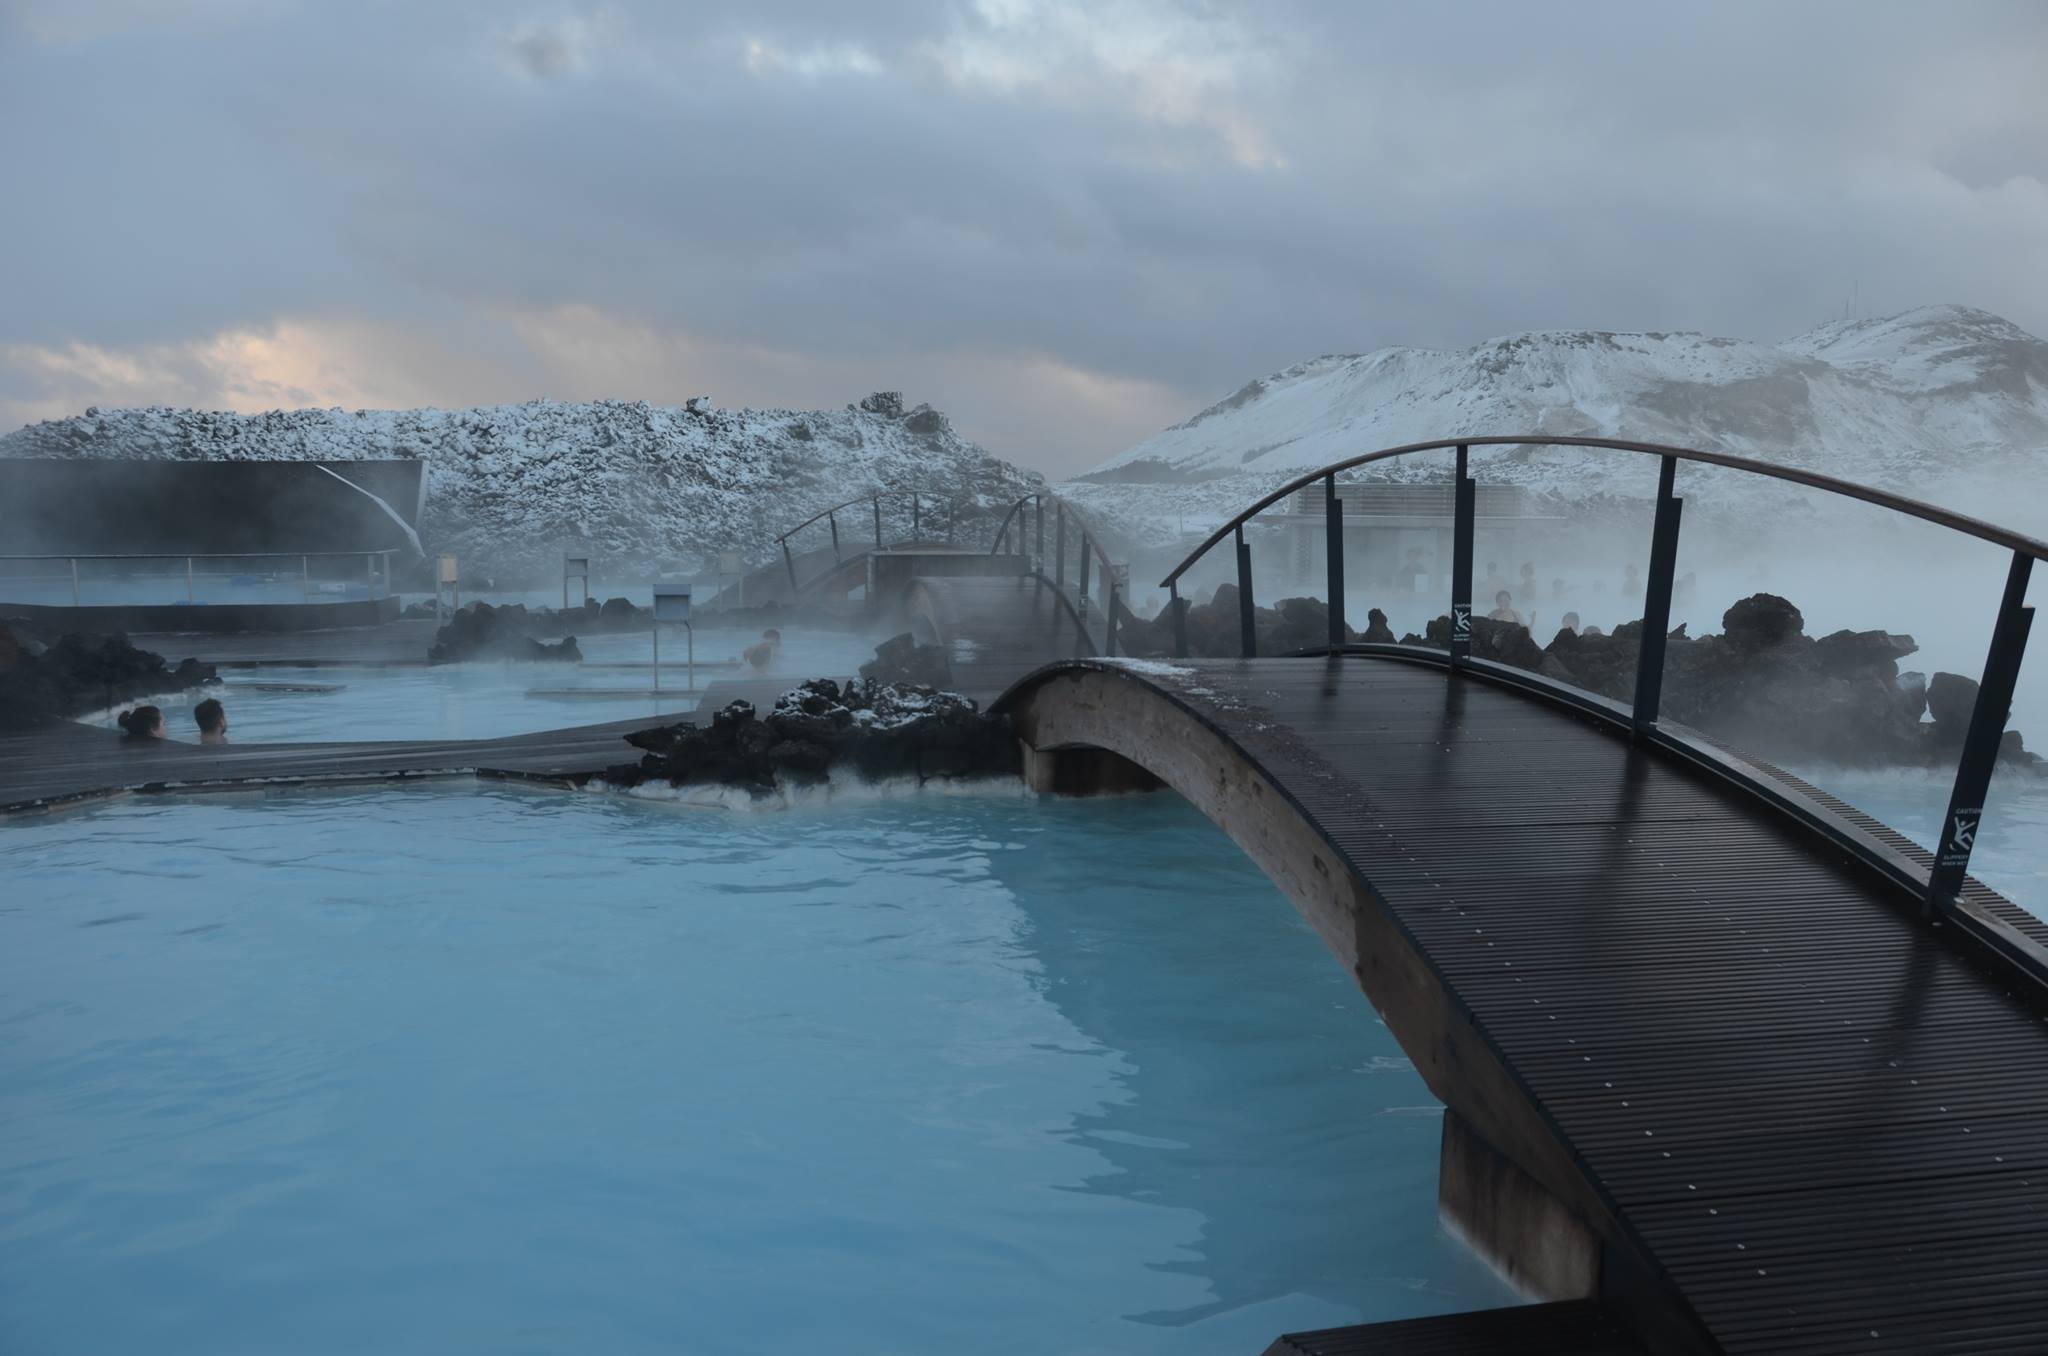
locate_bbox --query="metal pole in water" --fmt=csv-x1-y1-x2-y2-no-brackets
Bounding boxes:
913,494,921,540
874,496,883,550
686,621,694,689
1632,455,1686,731
652,623,660,694
1170,579,1188,658
1449,445,1473,668
1035,495,1045,562
783,539,799,593
1325,472,1345,649
302,555,311,603
1236,525,1256,658
187,557,195,605
1078,533,1092,611
1104,582,1120,657
1927,551,2035,915
70,557,79,606
830,513,841,560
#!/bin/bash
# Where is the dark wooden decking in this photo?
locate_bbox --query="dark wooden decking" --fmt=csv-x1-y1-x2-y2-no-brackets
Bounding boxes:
1267,1300,1644,1355
0,715,654,814
1008,656,2048,1356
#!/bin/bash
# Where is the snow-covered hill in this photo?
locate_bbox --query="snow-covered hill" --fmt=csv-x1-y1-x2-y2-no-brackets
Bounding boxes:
1068,305,2048,547
0,393,1043,582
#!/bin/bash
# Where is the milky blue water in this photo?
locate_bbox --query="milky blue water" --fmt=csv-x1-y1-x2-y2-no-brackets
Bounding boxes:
0,786,1513,1355
1790,764,2048,921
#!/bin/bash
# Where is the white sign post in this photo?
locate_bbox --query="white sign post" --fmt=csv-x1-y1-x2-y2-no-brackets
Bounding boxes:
563,555,590,611
436,552,460,617
652,584,693,693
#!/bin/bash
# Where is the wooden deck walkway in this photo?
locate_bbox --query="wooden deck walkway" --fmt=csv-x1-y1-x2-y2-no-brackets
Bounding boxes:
0,714,655,814
1003,655,2048,1356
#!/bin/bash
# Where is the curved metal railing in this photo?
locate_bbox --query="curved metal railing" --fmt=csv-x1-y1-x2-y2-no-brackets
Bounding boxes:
772,488,965,594
986,492,1129,655
1161,434,2048,589
1158,433,2043,923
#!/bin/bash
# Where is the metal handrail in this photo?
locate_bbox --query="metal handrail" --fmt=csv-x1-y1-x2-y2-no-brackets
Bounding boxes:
986,492,1126,655
1157,432,2041,921
0,548,401,606
772,488,963,549
0,550,403,562
1159,434,2048,588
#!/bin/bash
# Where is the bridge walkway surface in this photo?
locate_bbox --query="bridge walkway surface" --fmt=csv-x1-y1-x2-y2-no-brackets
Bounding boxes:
1001,654,2048,1356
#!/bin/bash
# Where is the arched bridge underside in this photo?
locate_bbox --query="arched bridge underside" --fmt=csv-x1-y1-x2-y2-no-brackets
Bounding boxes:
1000,654,2048,1356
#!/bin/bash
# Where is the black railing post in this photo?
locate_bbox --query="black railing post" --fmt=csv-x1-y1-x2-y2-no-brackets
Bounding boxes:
782,539,798,593
1632,455,1685,730
1927,551,2035,915
1055,504,1066,589
1236,525,1257,657
1079,533,1092,610
1170,580,1188,658
1035,495,1046,562
1325,471,1345,649
1450,445,1474,667
873,496,883,550
829,512,841,560
1105,580,1120,658
912,494,921,539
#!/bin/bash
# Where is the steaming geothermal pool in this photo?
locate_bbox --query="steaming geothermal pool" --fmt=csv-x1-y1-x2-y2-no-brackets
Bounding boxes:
0,785,1515,1355
89,627,889,744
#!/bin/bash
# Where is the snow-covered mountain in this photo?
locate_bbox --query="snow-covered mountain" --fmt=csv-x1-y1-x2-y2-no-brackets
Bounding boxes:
1068,305,2048,546
0,393,1043,581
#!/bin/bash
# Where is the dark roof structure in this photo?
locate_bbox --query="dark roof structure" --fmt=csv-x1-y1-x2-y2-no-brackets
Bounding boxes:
0,459,426,557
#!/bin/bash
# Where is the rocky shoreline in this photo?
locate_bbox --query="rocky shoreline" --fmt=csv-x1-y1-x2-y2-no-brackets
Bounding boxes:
600,678,1018,796
0,623,220,731
426,602,584,664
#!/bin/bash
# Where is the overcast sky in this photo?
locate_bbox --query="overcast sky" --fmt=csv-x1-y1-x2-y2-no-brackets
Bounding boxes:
1,0,2043,476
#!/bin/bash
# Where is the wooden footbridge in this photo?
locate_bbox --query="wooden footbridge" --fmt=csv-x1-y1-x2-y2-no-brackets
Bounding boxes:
998,436,2048,1355
6,437,2046,1354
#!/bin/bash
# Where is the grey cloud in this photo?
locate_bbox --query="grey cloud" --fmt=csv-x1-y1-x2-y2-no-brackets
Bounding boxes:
1,0,2044,477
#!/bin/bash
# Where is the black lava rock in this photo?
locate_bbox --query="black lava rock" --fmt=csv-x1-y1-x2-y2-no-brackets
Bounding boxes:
0,624,220,730
861,632,954,688
603,678,1019,796
1722,594,1804,650
427,602,583,664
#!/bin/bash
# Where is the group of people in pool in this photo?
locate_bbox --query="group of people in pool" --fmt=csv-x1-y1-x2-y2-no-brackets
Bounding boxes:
114,698,229,744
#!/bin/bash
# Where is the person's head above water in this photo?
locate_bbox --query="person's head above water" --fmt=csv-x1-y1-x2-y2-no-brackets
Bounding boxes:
117,705,165,740
762,629,781,643
194,697,227,742
1495,589,1513,607
1562,611,1581,631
